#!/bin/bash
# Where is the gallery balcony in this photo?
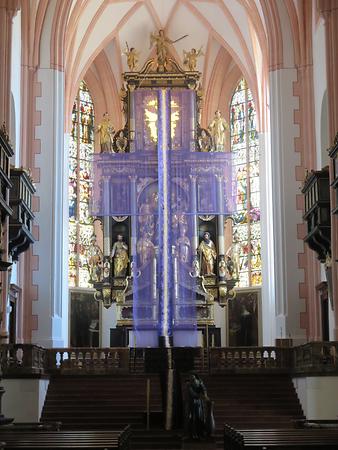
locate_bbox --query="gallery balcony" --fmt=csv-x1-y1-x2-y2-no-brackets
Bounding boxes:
8,167,35,260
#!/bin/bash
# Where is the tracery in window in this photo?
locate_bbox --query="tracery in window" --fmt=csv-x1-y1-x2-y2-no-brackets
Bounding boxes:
68,81,95,288
230,78,261,287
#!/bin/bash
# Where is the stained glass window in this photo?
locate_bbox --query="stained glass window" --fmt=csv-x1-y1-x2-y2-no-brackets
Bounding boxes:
68,81,95,288
230,79,262,287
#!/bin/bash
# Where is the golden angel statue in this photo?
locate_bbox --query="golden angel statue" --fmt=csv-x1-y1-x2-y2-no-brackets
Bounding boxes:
198,231,217,276
97,113,115,153
183,47,204,71
208,110,229,152
150,29,173,71
123,44,140,71
111,234,129,277
150,29,188,72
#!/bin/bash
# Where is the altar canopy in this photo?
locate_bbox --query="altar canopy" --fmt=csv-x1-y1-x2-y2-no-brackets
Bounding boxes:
91,88,235,346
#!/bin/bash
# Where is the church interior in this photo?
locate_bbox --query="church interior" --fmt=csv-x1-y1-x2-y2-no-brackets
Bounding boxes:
0,0,338,449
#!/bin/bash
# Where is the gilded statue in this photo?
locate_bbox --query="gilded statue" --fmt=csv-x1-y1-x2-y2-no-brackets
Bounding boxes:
183,47,204,71
208,110,229,152
198,129,212,152
123,44,140,71
150,29,173,71
111,234,129,277
176,226,191,264
198,231,217,276
97,113,115,153
88,236,103,283
137,231,155,267
116,130,128,153
150,29,187,72
226,230,240,279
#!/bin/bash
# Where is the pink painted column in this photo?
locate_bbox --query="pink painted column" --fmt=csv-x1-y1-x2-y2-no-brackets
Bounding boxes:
319,0,338,338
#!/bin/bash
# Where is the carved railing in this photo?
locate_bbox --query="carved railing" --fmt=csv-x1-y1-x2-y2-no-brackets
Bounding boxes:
293,341,338,374
45,347,130,374
1,343,338,376
0,344,46,376
208,347,292,373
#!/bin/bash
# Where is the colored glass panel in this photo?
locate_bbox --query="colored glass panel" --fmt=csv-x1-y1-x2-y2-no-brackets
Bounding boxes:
230,78,261,287
68,81,95,287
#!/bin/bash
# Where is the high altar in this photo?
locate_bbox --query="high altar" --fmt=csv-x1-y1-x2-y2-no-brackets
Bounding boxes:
89,31,237,347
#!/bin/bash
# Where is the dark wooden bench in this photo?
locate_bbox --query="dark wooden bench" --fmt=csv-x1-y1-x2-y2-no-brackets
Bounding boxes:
224,424,338,449
0,422,62,431
0,427,131,450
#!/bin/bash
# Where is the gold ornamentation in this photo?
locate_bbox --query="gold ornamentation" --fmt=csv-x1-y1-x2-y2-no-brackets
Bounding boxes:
183,47,204,71
123,44,140,72
97,113,115,153
208,110,229,152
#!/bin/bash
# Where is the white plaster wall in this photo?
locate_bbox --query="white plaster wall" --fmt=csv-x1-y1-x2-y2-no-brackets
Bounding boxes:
293,376,338,420
2,378,49,422
313,18,329,170
33,68,68,347
269,69,306,345
10,10,21,167
101,303,117,347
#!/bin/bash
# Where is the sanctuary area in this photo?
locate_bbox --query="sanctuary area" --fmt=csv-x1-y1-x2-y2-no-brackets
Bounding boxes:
0,1,338,449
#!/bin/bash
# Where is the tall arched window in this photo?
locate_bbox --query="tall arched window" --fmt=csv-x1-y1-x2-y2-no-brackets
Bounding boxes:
68,81,95,288
230,78,262,287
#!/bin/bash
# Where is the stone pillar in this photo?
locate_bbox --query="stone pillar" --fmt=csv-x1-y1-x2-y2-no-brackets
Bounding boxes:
269,68,306,344
0,0,19,343
319,0,338,338
0,0,18,127
32,68,69,347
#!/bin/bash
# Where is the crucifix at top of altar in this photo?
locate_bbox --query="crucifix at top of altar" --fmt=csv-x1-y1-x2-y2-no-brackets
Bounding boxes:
89,29,238,347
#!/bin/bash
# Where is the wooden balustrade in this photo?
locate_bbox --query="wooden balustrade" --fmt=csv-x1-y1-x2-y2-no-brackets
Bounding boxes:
0,344,45,376
46,347,130,374
293,341,338,374
0,343,338,376
208,347,292,373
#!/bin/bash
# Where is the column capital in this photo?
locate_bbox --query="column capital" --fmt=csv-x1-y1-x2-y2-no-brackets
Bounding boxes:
0,0,19,13
318,0,338,17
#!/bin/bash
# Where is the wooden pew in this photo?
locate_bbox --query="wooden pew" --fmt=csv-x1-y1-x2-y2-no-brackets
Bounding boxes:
0,426,131,450
0,422,62,431
224,424,338,449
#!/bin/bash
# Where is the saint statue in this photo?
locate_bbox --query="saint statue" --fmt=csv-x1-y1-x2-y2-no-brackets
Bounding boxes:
116,130,128,153
226,230,240,279
111,234,129,277
97,113,115,153
150,29,173,72
198,232,217,276
87,236,103,283
208,110,229,152
183,47,204,71
137,231,155,267
123,45,140,72
176,226,191,264
185,374,215,440
198,129,212,152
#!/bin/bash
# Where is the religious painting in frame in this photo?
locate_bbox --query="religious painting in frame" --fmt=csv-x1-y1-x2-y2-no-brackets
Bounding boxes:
228,287,261,347
69,289,101,347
